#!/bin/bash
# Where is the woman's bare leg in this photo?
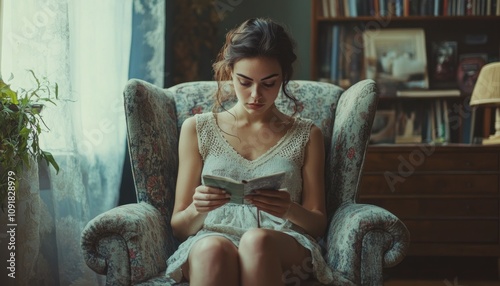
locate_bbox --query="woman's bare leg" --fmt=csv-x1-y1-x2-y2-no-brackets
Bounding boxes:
183,236,239,286
238,228,313,286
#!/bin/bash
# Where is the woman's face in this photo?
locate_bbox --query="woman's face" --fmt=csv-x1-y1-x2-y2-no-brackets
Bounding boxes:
231,56,282,114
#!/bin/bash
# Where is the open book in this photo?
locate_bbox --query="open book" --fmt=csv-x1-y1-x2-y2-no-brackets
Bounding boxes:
202,171,286,204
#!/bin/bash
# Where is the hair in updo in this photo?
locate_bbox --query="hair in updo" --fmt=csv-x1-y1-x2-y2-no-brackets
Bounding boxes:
212,18,299,112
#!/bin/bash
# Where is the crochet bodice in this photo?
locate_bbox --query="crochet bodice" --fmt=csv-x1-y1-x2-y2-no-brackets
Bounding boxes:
196,112,314,204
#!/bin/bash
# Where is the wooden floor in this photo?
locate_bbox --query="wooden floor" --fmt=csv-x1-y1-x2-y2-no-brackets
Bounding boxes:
382,256,499,286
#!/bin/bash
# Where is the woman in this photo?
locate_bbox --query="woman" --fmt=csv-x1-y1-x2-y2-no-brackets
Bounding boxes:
166,18,334,285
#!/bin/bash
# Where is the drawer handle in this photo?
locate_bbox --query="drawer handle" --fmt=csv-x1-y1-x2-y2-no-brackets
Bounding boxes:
464,161,472,167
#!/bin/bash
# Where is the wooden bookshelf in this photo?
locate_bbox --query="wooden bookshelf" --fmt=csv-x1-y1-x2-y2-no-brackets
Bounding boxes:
311,0,500,144
311,1,500,277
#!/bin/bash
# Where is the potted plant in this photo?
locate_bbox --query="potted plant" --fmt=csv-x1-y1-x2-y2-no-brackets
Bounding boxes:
0,70,60,208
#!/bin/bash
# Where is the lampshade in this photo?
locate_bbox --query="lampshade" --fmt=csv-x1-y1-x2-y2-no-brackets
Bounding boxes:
469,62,500,145
470,62,500,106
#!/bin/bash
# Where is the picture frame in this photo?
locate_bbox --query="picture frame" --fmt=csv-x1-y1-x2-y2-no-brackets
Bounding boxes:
395,102,424,144
456,53,488,94
363,28,429,96
370,109,396,144
430,41,458,89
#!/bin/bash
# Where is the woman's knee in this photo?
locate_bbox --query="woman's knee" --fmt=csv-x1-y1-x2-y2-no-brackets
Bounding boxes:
189,236,238,265
186,236,239,283
239,228,277,255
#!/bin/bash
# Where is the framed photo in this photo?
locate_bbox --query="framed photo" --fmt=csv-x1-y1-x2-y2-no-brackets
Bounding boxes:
430,41,458,89
363,29,429,96
370,109,396,144
456,53,488,94
395,102,424,144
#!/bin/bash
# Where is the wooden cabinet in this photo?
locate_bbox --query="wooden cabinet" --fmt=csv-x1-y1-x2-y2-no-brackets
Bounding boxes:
311,1,500,277
358,145,500,259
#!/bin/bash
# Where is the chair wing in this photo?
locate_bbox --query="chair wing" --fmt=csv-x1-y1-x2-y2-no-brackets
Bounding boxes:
326,79,378,214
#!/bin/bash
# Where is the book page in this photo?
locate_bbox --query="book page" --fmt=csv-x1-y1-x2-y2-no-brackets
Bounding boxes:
203,171,286,204
243,172,286,195
202,175,245,204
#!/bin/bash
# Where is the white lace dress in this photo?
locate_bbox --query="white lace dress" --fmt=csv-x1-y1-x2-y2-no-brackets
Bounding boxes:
165,112,335,284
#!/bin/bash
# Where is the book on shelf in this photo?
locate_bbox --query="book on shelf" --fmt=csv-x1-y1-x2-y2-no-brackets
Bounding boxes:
318,24,363,86
202,172,286,205
422,98,461,144
318,0,500,18
391,98,465,144
330,25,340,82
396,89,461,97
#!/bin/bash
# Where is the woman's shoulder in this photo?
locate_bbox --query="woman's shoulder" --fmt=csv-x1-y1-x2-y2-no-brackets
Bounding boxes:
193,111,214,120
185,112,214,126
294,116,315,129
181,112,211,130
294,117,323,137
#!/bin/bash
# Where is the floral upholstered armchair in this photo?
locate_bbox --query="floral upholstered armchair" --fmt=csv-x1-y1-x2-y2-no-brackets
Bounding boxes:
81,79,410,285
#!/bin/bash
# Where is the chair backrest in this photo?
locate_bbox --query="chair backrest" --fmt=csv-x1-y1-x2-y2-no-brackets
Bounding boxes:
168,80,344,151
124,79,377,229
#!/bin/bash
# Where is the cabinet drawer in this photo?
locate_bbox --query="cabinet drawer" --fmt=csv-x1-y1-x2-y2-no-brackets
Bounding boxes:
360,174,498,195
358,198,499,219
404,220,499,243
364,152,499,172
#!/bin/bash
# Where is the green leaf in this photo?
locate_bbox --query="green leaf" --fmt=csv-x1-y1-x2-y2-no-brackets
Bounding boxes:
1,86,18,104
42,151,60,174
0,70,61,208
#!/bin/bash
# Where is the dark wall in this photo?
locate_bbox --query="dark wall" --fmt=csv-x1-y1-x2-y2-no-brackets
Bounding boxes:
119,1,313,205
215,0,313,80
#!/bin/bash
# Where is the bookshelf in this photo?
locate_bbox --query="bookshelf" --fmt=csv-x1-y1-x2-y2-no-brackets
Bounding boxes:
311,0,500,144
311,1,500,275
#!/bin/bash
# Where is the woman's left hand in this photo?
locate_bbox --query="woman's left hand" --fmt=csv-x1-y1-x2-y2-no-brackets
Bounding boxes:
245,190,292,218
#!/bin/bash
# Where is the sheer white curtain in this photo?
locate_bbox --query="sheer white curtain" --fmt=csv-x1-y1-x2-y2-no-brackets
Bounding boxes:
1,0,133,284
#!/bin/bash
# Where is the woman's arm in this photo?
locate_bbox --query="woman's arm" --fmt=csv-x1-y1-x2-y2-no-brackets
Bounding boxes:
285,125,327,238
170,117,229,241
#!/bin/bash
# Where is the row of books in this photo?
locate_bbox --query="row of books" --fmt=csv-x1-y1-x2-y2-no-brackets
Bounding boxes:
319,0,500,18
370,98,474,145
317,24,363,87
317,22,493,94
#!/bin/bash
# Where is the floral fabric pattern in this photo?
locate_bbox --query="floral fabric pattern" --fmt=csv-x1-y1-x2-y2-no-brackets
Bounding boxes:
81,79,410,285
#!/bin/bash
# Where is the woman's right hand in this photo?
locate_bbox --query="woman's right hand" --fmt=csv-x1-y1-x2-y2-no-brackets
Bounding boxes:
192,185,230,213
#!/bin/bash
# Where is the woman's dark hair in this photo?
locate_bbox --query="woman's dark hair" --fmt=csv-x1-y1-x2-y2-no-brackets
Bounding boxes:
212,18,298,112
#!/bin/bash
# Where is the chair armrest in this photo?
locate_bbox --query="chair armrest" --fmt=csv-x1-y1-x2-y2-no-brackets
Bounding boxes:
325,203,410,283
81,202,170,284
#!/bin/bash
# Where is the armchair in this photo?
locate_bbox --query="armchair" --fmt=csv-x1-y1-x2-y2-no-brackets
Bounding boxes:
81,79,410,285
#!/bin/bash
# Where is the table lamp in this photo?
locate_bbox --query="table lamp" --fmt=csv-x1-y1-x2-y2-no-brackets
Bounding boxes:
470,62,500,145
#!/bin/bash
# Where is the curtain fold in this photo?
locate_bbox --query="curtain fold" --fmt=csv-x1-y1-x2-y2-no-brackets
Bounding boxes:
129,0,166,87
0,0,167,284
